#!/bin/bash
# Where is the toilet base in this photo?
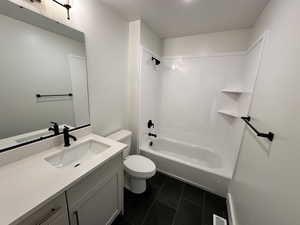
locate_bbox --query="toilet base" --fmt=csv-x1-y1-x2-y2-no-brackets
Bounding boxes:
129,178,147,194
125,173,153,194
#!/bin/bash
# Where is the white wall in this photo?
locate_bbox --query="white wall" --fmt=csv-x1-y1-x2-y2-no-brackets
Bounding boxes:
9,0,129,136
127,20,141,153
163,29,251,56
140,49,161,144
127,20,162,153
73,1,129,136
140,22,163,57
229,1,300,225
0,14,85,139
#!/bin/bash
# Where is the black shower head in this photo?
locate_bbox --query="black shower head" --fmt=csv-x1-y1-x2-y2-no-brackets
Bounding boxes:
152,57,161,66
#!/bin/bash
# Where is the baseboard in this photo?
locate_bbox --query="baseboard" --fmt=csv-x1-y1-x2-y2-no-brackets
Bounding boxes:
227,193,238,225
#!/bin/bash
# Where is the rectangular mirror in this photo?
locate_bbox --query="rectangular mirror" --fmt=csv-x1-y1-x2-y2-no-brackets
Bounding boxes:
0,2,90,150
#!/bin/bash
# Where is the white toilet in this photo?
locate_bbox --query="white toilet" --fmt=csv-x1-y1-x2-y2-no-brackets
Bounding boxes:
108,130,156,194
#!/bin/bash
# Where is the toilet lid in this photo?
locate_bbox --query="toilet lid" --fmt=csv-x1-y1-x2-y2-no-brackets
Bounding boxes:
124,155,156,178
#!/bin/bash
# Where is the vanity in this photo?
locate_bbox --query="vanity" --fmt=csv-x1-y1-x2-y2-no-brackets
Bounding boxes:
0,131,126,225
0,2,125,225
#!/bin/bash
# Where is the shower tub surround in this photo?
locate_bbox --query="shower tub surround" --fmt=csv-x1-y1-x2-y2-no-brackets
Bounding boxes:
139,34,266,196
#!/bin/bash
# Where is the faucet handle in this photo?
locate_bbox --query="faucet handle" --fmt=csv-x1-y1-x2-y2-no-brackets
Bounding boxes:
51,122,59,129
51,121,58,125
63,126,70,131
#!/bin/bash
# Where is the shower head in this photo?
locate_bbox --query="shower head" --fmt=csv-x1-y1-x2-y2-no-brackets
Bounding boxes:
152,57,161,66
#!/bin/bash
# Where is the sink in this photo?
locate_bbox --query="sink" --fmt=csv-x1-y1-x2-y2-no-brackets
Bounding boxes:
45,140,110,168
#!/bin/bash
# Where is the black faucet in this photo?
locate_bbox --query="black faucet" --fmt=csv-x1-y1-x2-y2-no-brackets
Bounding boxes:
48,122,60,135
148,133,157,138
63,126,77,147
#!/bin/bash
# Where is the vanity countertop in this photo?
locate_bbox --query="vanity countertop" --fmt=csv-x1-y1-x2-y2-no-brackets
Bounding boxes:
0,133,126,225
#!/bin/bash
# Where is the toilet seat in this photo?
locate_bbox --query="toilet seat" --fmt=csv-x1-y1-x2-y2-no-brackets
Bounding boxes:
124,155,156,178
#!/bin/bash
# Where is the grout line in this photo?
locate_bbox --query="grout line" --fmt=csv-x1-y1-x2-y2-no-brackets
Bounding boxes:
171,183,185,225
141,179,166,225
123,172,228,225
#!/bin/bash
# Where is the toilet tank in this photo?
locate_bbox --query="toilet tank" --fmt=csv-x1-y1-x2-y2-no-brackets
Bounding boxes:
107,130,132,158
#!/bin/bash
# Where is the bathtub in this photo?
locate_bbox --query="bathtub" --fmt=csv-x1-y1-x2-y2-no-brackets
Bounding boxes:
140,138,232,196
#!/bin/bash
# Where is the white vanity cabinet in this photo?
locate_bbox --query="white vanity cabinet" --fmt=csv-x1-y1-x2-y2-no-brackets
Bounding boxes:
15,153,124,225
67,154,124,225
16,194,69,225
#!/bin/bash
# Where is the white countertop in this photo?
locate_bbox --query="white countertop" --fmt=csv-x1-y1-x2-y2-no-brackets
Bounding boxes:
0,134,126,225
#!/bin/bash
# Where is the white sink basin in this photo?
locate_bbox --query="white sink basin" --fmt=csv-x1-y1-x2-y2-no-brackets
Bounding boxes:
45,140,110,168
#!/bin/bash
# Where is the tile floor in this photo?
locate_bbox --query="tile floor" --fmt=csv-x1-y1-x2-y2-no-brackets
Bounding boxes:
112,172,228,225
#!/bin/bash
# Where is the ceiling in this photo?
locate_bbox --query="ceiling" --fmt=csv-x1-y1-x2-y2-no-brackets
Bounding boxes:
100,0,270,38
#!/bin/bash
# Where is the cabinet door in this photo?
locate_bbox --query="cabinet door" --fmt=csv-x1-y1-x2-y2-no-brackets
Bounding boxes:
39,209,68,225
16,194,69,225
69,173,121,225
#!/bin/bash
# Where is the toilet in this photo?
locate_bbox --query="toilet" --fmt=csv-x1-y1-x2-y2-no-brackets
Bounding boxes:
108,130,156,194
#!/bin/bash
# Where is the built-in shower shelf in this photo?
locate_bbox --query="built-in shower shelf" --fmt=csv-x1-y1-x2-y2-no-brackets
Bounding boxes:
218,110,240,118
221,89,245,94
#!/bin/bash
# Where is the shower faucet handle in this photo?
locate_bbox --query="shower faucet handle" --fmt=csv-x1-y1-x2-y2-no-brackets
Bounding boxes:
148,133,157,138
148,120,154,129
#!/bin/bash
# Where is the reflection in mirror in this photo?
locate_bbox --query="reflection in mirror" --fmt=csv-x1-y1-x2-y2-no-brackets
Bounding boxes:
0,4,90,150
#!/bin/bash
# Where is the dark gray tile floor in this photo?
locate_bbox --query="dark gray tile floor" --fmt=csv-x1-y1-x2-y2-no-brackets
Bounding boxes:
112,172,228,225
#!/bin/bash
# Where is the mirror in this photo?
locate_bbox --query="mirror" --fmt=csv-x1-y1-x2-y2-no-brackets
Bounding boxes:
0,2,90,150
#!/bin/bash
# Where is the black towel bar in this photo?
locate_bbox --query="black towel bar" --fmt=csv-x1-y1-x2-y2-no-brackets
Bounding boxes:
36,93,73,98
241,116,274,142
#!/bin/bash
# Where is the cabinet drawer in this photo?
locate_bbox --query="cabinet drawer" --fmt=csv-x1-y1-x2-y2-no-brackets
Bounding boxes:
67,153,123,207
16,193,69,225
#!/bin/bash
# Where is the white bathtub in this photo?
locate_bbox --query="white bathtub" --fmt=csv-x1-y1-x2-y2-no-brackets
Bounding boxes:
140,138,232,196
